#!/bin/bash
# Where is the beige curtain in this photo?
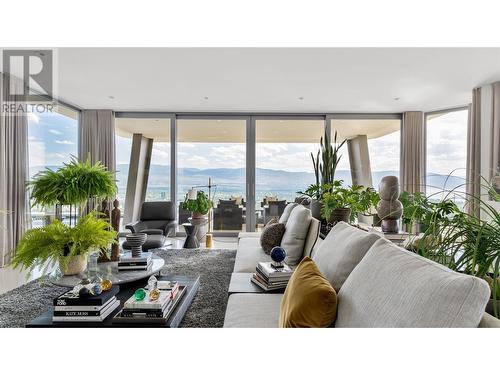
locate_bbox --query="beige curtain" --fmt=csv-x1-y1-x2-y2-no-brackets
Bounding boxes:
466,88,481,217
79,110,116,172
400,111,425,194
491,82,500,178
0,73,29,267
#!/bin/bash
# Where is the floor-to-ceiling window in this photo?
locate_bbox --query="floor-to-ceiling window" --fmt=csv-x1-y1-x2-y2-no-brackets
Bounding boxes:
255,118,326,229
330,118,400,190
425,108,468,207
177,118,246,233
27,104,79,227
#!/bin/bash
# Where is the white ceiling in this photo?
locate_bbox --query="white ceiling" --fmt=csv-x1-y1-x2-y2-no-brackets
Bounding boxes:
57,48,500,113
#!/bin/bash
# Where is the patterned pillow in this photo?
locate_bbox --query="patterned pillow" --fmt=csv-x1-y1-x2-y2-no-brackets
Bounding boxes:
260,222,286,254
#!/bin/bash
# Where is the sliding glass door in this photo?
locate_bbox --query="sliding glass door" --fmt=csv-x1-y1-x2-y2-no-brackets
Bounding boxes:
177,117,248,233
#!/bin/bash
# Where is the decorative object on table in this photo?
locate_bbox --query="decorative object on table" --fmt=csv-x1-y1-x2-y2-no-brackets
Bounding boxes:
52,284,119,323
182,223,199,249
100,279,113,291
182,187,213,241
270,246,287,268
115,281,186,322
376,176,403,233
148,275,158,290
205,233,213,248
251,261,293,292
260,223,286,254
28,156,116,225
134,288,147,301
118,251,152,271
125,233,148,257
111,199,121,261
10,212,117,276
320,180,379,226
97,198,112,262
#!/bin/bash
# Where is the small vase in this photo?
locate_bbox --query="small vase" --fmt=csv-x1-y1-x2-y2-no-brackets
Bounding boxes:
59,254,88,276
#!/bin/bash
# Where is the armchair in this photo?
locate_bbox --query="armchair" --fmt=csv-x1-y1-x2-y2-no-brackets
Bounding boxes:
125,201,177,237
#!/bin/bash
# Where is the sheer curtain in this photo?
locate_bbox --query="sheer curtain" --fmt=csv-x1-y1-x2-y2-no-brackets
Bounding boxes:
79,110,116,172
400,111,425,194
466,88,481,217
0,73,29,267
491,82,500,179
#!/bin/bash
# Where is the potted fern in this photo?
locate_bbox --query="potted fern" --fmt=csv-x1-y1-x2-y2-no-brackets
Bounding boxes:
28,157,117,224
11,213,117,276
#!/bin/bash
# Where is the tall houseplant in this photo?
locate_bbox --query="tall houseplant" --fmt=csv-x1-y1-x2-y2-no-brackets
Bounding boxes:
303,130,346,219
182,190,213,240
11,213,117,276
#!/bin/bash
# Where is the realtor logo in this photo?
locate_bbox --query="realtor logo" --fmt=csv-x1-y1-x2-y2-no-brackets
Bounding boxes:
2,49,53,102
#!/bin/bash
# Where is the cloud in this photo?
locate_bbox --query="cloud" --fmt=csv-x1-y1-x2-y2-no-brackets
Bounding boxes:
28,113,39,124
48,129,62,135
54,140,75,145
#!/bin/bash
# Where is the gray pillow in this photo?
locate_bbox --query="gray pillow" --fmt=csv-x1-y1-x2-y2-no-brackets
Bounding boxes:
335,238,491,327
279,203,298,224
260,223,286,254
312,221,380,291
280,205,312,266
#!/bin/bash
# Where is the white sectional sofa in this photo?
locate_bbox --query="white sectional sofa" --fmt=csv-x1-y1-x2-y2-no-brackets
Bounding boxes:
224,217,500,328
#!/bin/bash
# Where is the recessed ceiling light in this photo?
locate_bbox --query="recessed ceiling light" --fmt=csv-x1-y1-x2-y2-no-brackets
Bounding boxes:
394,97,400,101
204,96,209,100
298,97,304,100
108,95,115,99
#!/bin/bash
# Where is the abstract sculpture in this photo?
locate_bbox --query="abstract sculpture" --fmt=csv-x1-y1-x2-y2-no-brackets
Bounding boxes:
376,176,403,233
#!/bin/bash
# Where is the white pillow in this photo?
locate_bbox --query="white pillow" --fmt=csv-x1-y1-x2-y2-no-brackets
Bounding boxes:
279,203,298,224
312,221,380,291
280,205,312,266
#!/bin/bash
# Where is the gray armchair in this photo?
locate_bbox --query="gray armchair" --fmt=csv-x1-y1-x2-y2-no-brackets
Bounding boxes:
125,201,177,237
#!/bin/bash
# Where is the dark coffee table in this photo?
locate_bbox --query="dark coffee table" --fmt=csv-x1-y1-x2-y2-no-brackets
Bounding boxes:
26,275,200,328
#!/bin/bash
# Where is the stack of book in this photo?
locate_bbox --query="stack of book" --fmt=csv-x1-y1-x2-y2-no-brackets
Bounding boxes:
52,285,120,323
113,281,185,324
251,262,293,291
118,252,152,271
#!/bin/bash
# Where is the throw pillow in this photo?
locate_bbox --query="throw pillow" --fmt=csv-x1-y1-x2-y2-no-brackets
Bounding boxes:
278,203,298,224
280,204,312,266
265,217,278,227
279,257,337,328
312,221,380,291
260,222,286,254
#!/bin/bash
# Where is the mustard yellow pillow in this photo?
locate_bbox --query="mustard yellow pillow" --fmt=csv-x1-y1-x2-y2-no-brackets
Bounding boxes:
279,257,337,328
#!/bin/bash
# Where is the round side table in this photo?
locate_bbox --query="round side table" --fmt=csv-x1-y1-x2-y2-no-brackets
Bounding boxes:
182,223,199,249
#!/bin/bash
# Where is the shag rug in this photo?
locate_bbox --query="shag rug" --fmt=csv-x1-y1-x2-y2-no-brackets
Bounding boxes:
0,249,236,328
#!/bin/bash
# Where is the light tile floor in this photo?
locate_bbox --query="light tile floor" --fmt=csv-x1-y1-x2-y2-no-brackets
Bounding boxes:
0,236,238,295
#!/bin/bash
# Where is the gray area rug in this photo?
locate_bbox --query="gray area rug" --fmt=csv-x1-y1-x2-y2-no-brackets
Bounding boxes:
0,249,236,328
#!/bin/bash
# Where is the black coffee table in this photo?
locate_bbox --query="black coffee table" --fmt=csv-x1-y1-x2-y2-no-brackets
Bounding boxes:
26,275,200,328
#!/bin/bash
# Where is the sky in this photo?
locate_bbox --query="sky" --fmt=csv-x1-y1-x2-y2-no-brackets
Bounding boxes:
31,111,468,179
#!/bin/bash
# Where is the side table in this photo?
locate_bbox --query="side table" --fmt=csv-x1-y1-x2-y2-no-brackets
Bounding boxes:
182,223,199,249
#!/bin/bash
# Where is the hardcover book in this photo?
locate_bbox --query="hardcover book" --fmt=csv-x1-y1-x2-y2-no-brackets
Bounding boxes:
54,297,117,314
257,262,293,278
53,285,119,306
52,299,120,322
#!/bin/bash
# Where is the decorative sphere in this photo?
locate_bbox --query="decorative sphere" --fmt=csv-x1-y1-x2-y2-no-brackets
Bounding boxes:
134,288,147,301
270,247,287,263
92,284,102,295
78,287,90,297
100,279,112,291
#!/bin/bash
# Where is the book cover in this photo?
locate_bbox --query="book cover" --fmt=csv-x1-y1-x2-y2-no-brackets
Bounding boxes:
54,297,117,314
118,252,152,263
52,299,120,322
123,288,172,310
255,267,292,282
251,276,287,291
257,262,293,278
53,285,119,306
253,272,289,286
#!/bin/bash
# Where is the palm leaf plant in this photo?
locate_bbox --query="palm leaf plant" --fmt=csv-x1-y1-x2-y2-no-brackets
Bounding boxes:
11,212,117,276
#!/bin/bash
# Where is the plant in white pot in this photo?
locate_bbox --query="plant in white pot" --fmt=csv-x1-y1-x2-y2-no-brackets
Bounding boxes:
11,213,117,276
182,190,213,240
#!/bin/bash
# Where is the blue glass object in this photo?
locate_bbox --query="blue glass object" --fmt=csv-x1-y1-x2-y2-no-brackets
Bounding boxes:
92,283,102,295
270,246,287,263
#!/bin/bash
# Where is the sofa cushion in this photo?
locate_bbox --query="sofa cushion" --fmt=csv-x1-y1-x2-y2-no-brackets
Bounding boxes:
279,257,337,328
312,221,380,291
233,237,271,273
279,203,298,224
335,238,491,328
280,205,312,266
224,293,283,328
260,222,286,254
